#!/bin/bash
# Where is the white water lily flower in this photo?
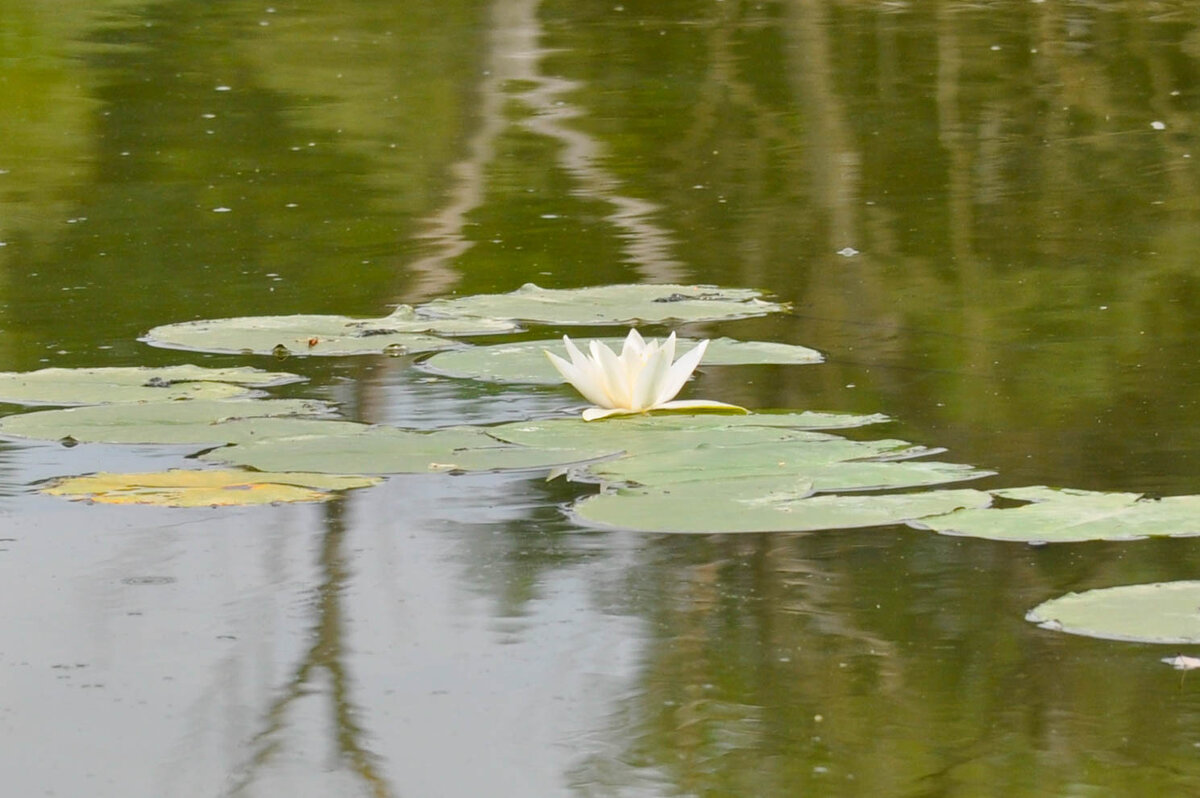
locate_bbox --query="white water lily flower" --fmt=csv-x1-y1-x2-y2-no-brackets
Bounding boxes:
545,329,746,421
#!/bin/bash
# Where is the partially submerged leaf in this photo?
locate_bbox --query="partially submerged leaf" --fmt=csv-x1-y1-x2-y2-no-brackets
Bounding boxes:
201,424,610,475
912,486,1200,543
421,337,823,384
0,398,334,445
1027,581,1200,644
573,483,991,534
141,305,509,357
0,365,304,405
42,469,379,507
416,283,787,325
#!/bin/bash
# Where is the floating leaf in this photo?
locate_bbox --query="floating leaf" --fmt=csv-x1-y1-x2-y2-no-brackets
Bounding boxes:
420,336,823,384
487,412,891,454
573,482,991,534
417,283,786,325
1027,582,1200,644
0,365,303,405
141,305,510,357
486,413,980,493
585,441,990,492
0,399,333,445
911,486,1200,543
201,424,608,475
42,469,379,507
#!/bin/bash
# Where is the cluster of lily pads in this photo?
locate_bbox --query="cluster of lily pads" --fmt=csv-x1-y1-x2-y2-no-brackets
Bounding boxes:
3,283,1198,648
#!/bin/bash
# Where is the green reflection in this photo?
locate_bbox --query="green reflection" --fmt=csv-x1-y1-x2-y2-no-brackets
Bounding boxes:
0,0,491,368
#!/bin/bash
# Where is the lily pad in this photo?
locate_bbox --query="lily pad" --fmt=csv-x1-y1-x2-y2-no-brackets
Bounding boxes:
420,337,823,384
0,399,334,445
573,482,991,534
1027,581,1200,644
0,365,304,405
42,469,379,507
201,424,610,475
585,441,991,492
416,283,786,325
491,418,835,459
911,486,1200,543
487,412,891,454
141,305,509,357
485,413,981,493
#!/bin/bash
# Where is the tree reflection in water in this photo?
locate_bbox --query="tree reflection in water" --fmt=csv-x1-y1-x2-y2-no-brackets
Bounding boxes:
228,499,393,798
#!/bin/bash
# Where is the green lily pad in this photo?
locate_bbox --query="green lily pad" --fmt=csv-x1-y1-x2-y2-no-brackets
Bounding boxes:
585,441,990,492
42,469,379,507
0,398,334,445
911,486,1200,543
141,305,509,357
0,365,304,405
201,424,609,475
420,337,823,384
487,412,891,454
486,413,981,493
1027,581,1200,644
416,283,786,325
573,482,991,534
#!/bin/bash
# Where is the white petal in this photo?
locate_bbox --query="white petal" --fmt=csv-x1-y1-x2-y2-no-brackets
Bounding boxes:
591,339,632,408
619,329,646,360
653,338,709,406
544,349,613,409
658,332,677,366
564,335,596,377
582,405,641,421
631,341,672,411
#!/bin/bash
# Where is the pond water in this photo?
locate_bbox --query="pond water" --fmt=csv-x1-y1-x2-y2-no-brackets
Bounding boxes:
3,1,1200,795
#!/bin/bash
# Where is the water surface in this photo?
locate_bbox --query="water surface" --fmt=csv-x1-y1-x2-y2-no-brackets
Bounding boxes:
3,1,1200,795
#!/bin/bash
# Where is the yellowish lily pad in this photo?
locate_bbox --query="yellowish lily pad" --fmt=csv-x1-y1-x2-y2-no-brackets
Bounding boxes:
416,283,786,325
0,365,304,405
42,469,379,507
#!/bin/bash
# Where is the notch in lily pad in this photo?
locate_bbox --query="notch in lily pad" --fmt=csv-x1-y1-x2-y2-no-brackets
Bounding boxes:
416,283,787,325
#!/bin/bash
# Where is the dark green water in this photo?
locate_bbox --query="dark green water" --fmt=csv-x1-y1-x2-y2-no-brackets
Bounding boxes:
3,1,1200,795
